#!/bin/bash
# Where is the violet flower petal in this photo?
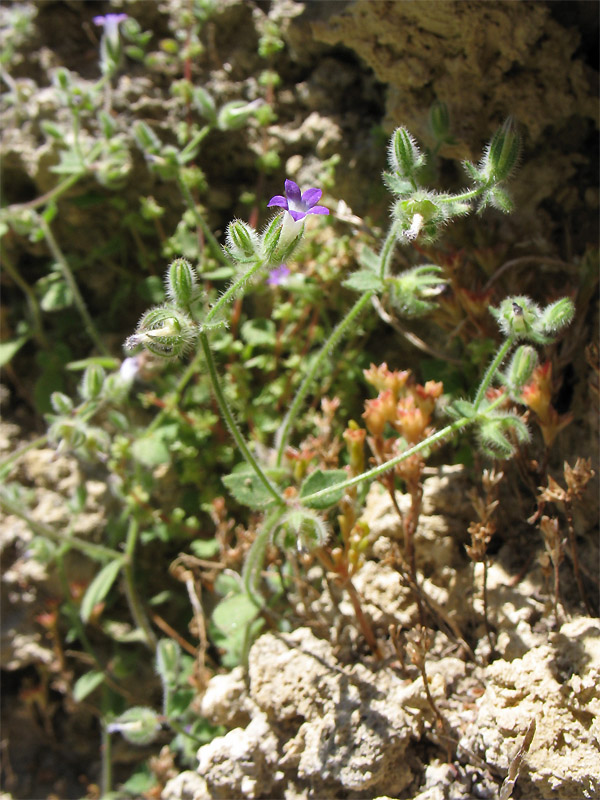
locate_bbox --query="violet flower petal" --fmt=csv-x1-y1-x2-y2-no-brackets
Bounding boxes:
307,205,329,215
267,195,288,209
93,13,127,26
284,179,301,204
301,187,322,207
288,209,308,222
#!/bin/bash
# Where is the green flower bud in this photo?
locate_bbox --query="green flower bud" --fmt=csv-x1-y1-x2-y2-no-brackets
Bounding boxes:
273,509,331,553
156,639,180,689
388,264,446,315
192,87,217,126
165,258,198,306
429,100,451,142
490,296,541,341
107,706,161,746
50,391,73,415
538,297,575,335
125,304,197,359
483,117,520,183
79,364,106,401
133,120,162,155
504,345,538,393
261,215,283,262
225,220,261,263
388,126,426,180
217,100,262,131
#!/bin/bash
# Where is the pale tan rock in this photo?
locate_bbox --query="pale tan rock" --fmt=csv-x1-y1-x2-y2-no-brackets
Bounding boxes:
462,617,600,799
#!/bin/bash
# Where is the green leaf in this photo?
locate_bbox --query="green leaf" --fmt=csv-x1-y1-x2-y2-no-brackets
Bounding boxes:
131,434,171,467
222,465,282,509
73,669,105,702
342,270,385,293
240,318,276,348
357,245,380,272
39,276,73,311
80,559,123,623
0,333,30,367
299,468,348,509
190,538,220,558
212,593,259,635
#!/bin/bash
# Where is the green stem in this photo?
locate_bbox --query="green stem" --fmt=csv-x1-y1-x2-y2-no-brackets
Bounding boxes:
122,516,158,650
472,336,515,411
205,259,266,324
100,720,113,797
275,289,375,465
379,220,402,279
300,417,471,506
436,182,492,206
38,216,109,356
275,218,401,466
0,251,50,349
0,434,48,479
0,489,122,561
242,507,287,604
200,333,284,506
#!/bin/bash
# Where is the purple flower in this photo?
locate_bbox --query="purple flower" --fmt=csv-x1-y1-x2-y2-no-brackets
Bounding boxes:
93,13,128,28
267,179,329,222
267,264,291,286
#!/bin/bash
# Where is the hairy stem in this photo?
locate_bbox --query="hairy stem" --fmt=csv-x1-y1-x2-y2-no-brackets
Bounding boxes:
275,289,375,465
200,333,284,505
473,336,515,411
39,216,109,355
122,517,158,650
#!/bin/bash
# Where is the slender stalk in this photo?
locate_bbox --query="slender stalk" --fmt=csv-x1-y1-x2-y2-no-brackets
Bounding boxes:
200,333,284,505
38,216,109,356
0,489,122,561
275,219,401,465
275,289,375,465
122,517,158,650
242,506,287,604
300,417,470,506
472,336,515,411
0,252,50,348
100,720,113,797
436,183,491,205
205,258,266,323
0,434,49,478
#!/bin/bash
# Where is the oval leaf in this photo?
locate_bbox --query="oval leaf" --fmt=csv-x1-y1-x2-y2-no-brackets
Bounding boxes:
299,468,348,509
212,593,259,636
73,669,105,702
80,559,123,623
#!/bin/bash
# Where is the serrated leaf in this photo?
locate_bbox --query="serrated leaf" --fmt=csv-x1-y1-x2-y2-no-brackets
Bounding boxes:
212,593,259,635
342,270,385,293
222,465,281,509
73,669,105,701
80,559,123,623
299,468,348,509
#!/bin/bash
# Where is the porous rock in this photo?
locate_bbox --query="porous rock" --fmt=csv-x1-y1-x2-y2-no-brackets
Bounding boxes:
461,616,600,800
